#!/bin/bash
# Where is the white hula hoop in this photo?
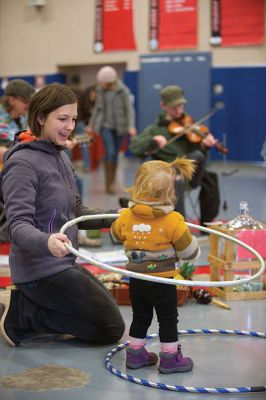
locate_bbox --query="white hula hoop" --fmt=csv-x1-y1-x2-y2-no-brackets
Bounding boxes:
60,214,265,288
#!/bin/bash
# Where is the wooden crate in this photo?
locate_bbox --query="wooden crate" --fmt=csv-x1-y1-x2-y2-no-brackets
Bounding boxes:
110,285,189,306
208,225,266,300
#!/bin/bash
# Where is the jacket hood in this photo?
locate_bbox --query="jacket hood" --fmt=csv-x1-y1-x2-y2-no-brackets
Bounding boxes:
4,130,62,163
128,200,174,219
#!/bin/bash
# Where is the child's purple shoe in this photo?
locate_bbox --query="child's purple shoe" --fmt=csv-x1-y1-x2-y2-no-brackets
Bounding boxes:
126,346,158,369
158,345,193,374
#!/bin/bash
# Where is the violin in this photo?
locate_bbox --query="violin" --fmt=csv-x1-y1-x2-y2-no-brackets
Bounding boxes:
168,114,228,155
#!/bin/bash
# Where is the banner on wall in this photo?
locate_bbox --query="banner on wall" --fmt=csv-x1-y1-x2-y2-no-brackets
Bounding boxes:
94,0,136,53
210,0,264,46
149,0,197,50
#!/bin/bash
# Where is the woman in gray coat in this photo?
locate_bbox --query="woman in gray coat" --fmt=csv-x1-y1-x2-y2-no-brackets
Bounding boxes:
89,66,136,193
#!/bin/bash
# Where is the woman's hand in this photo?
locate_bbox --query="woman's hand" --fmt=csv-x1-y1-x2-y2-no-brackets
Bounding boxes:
48,233,71,257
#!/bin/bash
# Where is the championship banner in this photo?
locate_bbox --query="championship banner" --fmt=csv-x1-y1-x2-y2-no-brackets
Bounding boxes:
94,0,136,53
210,0,264,47
149,0,197,50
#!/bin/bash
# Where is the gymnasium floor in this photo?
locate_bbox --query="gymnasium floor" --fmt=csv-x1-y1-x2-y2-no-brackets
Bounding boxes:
0,156,265,400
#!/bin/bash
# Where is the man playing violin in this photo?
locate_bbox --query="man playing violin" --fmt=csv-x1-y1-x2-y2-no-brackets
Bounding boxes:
129,85,218,220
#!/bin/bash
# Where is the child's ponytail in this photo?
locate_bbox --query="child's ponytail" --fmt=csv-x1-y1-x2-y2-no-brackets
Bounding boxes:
170,157,196,181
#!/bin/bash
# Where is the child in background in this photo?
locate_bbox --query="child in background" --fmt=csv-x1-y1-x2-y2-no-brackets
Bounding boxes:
111,157,200,374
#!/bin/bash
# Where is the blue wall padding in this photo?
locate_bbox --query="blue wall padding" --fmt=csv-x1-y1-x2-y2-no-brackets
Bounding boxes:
211,67,266,162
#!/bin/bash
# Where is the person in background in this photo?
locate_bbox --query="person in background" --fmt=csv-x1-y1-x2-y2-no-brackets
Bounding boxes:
129,85,217,223
68,85,102,247
70,85,97,173
89,66,137,194
0,79,35,242
0,83,124,347
111,157,200,373
80,85,97,133
0,79,35,164
79,85,104,246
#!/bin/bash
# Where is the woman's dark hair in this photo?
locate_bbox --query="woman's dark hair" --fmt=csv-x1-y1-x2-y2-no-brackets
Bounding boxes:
78,85,97,125
28,83,78,136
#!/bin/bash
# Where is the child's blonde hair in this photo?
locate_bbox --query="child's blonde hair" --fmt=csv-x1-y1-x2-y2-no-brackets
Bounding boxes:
127,157,196,206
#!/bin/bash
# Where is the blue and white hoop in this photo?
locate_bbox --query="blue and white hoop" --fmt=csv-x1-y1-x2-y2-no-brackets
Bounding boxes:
105,329,266,394
60,215,266,394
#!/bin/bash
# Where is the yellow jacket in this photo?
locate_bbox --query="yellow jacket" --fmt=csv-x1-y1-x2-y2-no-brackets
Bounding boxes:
111,201,200,277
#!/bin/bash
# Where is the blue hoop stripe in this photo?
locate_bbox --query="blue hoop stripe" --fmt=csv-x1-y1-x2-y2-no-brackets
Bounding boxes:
104,329,266,394
178,328,266,337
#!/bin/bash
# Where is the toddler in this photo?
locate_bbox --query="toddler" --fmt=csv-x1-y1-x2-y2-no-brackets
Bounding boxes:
111,157,200,374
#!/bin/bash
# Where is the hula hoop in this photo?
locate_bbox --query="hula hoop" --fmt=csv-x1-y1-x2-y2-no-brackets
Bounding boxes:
104,329,266,394
60,214,265,288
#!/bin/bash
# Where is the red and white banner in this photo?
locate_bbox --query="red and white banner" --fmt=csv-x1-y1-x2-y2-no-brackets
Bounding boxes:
94,0,136,53
149,0,197,50
210,0,264,47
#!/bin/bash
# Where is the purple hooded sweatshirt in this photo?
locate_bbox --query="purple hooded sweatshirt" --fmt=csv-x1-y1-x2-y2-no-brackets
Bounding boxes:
1,135,115,283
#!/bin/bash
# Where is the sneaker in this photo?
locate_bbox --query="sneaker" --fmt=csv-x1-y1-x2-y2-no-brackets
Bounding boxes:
158,345,193,374
126,346,158,369
0,289,22,347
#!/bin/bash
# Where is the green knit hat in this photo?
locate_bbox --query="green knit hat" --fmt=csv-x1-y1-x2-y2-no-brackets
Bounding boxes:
4,79,35,102
160,85,187,107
